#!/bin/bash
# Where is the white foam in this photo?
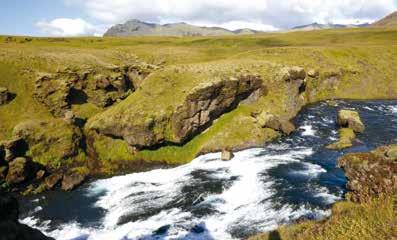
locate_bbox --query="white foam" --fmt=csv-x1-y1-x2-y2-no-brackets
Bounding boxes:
300,125,316,136
24,147,339,240
389,106,397,114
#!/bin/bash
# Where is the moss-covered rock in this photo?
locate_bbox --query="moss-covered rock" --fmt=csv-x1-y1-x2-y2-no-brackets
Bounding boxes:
87,73,264,149
33,63,157,117
337,145,397,203
61,168,88,191
12,119,82,169
326,128,356,150
337,109,365,133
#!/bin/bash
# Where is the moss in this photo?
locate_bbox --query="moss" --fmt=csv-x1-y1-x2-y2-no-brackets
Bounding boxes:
12,119,82,169
327,128,356,150
250,196,396,240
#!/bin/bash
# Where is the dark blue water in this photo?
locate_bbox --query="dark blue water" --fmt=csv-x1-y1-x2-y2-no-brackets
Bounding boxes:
20,100,397,240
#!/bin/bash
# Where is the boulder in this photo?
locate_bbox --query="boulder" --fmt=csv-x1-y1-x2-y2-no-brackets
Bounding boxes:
44,173,63,190
338,145,397,203
61,171,87,191
307,69,319,78
0,195,54,240
36,170,46,180
326,128,356,150
5,157,35,184
337,110,365,133
256,112,281,130
221,150,234,161
281,67,306,81
280,121,296,135
0,87,9,105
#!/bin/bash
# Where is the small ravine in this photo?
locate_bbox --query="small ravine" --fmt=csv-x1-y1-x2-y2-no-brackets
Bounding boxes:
19,100,397,240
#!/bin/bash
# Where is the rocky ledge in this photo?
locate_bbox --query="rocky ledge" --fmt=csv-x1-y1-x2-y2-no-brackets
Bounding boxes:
34,63,157,117
87,74,264,149
0,195,53,240
338,144,397,202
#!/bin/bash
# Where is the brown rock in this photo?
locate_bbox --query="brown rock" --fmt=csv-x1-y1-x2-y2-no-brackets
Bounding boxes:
337,109,365,133
61,172,87,191
6,157,35,184
171,75,263,144
281,67,306,81
0,87,10,105
221,150,234,161
280,121,296,135
44,173,63,190
36,170,46,180
307,69,319,78
337,145,397,203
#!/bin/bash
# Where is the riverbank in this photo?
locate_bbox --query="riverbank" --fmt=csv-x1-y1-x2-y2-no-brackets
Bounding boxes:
18,100,397,239
249,145,397,240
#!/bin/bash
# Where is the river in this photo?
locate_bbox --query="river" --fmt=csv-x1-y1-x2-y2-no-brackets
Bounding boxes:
19,100,397,240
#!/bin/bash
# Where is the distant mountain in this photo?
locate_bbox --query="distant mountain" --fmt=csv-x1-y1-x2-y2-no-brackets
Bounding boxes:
291,22,369,31
104,20,261,37
371,11,397,28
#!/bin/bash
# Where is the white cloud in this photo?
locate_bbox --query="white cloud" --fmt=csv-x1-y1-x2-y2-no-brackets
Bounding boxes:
40,0,396,36
69,0,396,29
36,18,104,36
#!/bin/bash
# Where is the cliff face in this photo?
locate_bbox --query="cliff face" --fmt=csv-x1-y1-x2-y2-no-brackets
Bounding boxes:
87,74,264,149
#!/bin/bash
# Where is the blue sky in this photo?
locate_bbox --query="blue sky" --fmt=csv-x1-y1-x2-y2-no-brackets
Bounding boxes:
0,0,396,36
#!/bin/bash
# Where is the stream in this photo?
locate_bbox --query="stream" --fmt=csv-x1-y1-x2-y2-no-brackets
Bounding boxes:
19,100,397,240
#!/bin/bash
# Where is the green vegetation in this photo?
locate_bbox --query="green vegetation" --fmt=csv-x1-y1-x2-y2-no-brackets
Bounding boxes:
0,28,397,173
249,195,396,240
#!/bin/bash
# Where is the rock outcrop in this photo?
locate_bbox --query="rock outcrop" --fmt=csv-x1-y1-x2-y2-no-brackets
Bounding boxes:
326,128,356,150
0,87,10,105
328,109,365,150
170,75,263,144
221,150,234,161
280,67,306,82
61,170,87,191
34,63,156,117
12,119,82,169
5,157,36,184
88,74,263,149
338,144,397,202
337,109,365,133
255,111,296,135
0,195,54,240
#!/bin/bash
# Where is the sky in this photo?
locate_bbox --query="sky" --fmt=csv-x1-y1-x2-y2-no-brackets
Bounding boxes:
0,0,396,36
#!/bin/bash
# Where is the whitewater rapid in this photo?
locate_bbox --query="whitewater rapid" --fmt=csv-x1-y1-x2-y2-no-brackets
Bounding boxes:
20,100,397,240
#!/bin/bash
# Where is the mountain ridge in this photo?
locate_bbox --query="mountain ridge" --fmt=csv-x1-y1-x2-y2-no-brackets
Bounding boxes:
371,11,397,28
104,19,260,36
